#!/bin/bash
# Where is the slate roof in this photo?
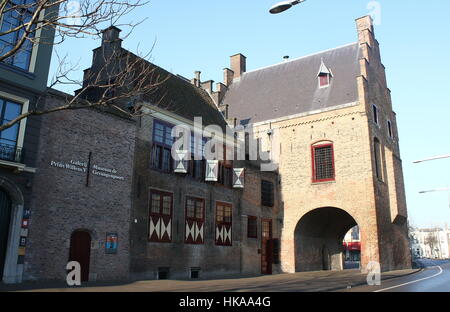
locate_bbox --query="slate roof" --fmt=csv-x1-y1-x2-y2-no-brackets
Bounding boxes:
78,45,229,129
223,43,361,125
142,62,228,128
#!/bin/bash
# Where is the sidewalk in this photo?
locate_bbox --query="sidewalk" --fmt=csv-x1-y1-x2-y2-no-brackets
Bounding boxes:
0,268,421,292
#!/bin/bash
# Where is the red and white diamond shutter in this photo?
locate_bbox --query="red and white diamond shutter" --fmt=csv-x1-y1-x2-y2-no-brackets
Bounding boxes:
185,197,205,244
149,190,172,242
215,202,232,246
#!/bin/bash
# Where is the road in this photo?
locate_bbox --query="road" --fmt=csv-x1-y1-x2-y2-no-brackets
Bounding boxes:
2,267,419,292
343,259,450,292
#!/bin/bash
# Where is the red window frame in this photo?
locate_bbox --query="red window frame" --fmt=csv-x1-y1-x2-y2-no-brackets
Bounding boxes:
148,190,173,243
319,74,330,87
185,197,205,244
311,143,335,183
215,202,232,246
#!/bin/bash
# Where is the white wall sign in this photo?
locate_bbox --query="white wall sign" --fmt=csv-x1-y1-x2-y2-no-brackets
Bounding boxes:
50,160,125,181
50,160,87,173
91,164,125,181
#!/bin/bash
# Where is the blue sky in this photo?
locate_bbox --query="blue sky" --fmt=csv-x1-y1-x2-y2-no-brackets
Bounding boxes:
50,0,450,228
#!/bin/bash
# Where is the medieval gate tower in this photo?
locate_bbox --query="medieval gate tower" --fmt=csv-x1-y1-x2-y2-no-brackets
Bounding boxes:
214,16,411,272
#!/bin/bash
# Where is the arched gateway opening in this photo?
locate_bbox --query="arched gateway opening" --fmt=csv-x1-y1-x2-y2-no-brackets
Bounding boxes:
294,207,358,272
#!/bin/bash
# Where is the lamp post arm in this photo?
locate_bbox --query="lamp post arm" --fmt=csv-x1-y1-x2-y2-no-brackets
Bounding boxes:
291,0,306,5
414,154,450,164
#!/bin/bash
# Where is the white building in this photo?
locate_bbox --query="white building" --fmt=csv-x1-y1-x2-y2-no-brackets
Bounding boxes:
410,227,450,260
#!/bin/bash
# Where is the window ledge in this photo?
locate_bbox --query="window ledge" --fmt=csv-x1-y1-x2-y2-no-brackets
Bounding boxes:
0,62,35,80
0,159,36,173
312,180,336,186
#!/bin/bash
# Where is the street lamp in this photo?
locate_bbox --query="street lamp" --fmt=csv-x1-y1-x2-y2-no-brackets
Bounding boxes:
414,154,450,208
419,188,450,209
269,0,306,14
413,154,450,164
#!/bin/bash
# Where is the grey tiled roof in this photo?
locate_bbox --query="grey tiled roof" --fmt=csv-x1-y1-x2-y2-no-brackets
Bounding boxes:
223,43,361,125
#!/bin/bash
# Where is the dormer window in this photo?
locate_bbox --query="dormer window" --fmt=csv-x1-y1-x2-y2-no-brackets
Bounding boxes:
319,73,330,87
317,59,332,88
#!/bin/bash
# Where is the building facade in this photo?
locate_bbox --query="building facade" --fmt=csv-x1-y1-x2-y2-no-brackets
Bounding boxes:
20,27,282,282
23,89,136,282
2,13,412,283
210,16,411,272
0,3,57,283
410,227,450,260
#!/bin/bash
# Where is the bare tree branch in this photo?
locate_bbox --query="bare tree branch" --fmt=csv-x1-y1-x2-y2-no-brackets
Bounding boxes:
0,0,173,133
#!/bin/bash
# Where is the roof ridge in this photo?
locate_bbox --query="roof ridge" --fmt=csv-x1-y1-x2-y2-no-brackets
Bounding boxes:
244,42,358,75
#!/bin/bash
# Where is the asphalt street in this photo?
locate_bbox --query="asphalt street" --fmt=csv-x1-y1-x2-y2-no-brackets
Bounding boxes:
343,259,450,292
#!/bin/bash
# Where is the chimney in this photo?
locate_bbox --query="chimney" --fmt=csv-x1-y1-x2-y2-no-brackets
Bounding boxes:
216,82,227,93
201,80,214,94
102,26,122,43
223,68,234,87
192,71,201,87
230,53,246,80
99,26,123,63
211,82,228,106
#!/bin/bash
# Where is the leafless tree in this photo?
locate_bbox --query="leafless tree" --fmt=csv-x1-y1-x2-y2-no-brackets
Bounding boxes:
425,231,439,258
0,0,168,131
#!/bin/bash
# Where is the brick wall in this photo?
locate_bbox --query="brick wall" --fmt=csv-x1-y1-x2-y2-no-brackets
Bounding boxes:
24,91,136,281
245,16,411,273
130,114,281,280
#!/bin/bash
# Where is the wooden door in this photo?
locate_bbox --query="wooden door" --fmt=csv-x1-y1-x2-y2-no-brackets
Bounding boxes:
0,189,12,280
69,231,91,282
261,219,273,275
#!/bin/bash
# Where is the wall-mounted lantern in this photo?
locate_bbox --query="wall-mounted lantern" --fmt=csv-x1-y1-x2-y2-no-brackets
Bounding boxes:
174,150,188,174
205,160,219,182
233,168,245,188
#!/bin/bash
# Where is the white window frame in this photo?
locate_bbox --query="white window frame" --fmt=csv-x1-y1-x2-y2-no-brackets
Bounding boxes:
0,91,29,156
0,7,43,73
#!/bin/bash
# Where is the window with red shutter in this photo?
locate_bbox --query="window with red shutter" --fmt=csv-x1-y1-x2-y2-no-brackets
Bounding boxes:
185,197,205,244
148,190,173,243
215,202,232,246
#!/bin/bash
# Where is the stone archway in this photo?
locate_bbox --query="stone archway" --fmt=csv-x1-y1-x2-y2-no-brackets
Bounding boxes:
0,176,25,284
294,207,358,272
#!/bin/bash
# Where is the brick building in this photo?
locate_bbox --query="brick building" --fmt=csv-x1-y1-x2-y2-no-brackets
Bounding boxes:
23,89,136,282
21,27,281,282
3,13,411,284
210,16,411,272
